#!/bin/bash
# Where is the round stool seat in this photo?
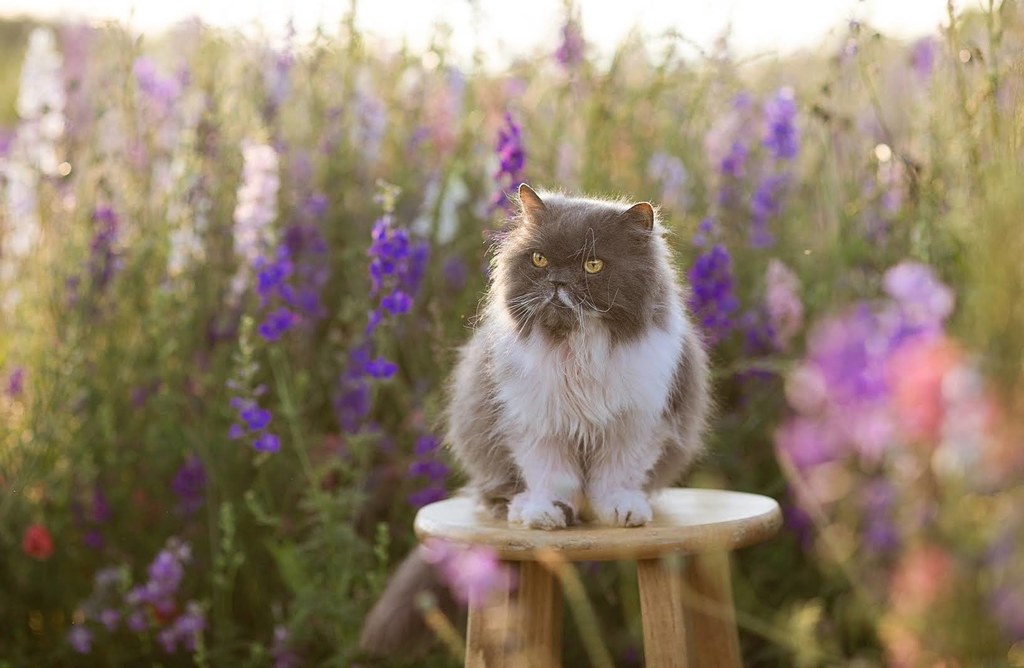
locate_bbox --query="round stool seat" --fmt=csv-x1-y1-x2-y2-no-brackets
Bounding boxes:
415,488,782,561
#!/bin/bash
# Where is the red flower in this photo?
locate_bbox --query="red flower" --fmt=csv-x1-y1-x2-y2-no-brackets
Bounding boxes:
22,524,54,560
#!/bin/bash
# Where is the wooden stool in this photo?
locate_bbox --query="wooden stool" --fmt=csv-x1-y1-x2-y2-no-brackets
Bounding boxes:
415,488,782,668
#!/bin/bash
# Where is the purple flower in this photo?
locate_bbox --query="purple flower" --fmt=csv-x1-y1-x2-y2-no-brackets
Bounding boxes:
127,538,191,617
158,627,179,653
443,256,468,292
991,587,1024,641
381,290,412,315
860,479,900,553
4,366,24,398
230,395,278,453
687,244,739,345
335,377,371,434
762,87,799,161
0,126,14,158
83,530,104,551
409,433,449,507
171,602,206,652
719,141,748,178
775,416,842,471
263,47,293,118
253,432,281,453
126,610,148,633
749,174,787,248
91,487,112,524
171,456,206,516
242,406,272,431
88,205,120,292
692,217,717,248
491,112,526,213
258,307,296,342
272,625,302,668
782,498,815,550
741,309,776,358
409,459,450,481
99,608,120,631
255,249,294,303
335,190,427,435
408,486,447,508
133,57,183,115
554,19,585,68
883,262,954,334
257,223,330,323
705,96,753,185
68,626,93,654
910,37,938,81
777,262,955,471
303,193,328,219
414,435,440,456
364,357,398,380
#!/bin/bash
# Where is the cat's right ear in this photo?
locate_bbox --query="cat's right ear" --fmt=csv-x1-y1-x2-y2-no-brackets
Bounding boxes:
517,183,547,224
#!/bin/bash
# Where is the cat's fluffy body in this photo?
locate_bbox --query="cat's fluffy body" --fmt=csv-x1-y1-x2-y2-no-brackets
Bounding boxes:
447,186,710,529
360,186,711,654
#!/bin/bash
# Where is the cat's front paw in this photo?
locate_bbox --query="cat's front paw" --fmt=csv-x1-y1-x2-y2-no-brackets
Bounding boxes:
508,492,578,530
589,489,652,527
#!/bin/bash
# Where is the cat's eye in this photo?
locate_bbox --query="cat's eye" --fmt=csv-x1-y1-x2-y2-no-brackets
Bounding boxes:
532,252,549,268
584,258,604,274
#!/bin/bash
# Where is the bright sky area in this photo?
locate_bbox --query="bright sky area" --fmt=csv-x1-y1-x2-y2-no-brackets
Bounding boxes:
2,0,954,63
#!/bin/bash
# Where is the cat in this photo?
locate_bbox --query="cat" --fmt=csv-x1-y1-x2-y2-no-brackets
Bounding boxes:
360,184,711,655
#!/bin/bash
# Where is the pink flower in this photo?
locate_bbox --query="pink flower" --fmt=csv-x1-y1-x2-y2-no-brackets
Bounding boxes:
423,539,514,605
889,544,954,616
764,259,803,349
887,337,962,444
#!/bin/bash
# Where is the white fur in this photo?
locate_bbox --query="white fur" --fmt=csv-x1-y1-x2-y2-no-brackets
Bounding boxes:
485,292,689,528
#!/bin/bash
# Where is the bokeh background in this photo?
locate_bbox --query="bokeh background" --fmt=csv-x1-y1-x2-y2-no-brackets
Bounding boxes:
1,0,1023,666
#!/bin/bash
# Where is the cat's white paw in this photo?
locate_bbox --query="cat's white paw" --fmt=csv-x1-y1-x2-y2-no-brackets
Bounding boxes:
590,489,652,527
508,492,577,530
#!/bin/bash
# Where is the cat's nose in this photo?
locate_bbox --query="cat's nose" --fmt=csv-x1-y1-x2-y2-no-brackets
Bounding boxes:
548,278,567,288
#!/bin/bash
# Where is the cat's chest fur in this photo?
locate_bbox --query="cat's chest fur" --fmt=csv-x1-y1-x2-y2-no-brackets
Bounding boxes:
490,305,685,448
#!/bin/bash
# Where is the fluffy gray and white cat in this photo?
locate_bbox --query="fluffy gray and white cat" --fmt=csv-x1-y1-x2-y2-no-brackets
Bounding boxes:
360,184,710,654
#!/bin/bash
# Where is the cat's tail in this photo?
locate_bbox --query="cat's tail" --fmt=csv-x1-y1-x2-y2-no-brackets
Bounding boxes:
359,546,455,656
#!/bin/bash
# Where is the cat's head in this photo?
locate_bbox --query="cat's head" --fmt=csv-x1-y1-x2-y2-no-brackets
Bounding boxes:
491,184,671,343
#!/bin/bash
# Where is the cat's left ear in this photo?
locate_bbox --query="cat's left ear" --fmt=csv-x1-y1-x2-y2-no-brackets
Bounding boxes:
622,202,655,232
517,183,547,224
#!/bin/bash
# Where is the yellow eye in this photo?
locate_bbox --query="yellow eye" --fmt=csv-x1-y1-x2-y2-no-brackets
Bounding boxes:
584,258,604,274
532,252,549,268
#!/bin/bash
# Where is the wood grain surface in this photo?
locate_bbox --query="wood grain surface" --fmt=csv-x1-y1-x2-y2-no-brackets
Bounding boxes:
415,488,782,561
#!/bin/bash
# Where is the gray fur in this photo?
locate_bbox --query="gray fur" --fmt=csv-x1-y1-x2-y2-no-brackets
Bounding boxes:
448,185,710,514
359,185,711,657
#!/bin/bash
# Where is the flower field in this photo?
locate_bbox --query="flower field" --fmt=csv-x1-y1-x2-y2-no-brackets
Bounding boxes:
1,4,1023,666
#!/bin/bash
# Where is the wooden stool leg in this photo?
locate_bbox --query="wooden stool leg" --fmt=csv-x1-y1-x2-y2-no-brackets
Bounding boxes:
682,552,741,668
638,558,689,668
514,561,562,667
466,581,512,668
465,561,562,668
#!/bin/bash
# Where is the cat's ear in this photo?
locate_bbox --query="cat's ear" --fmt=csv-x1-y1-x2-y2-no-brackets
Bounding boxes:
517,183,547,224
622,202,655,232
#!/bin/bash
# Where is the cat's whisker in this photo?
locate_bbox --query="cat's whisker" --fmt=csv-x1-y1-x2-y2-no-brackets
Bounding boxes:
585,288,620,314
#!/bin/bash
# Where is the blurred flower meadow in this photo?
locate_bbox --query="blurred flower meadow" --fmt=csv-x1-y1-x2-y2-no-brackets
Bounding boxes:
1,3,1024,666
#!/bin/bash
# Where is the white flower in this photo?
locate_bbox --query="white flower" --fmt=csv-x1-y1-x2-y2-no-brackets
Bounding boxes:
229,142,279,299
16,28,66,175
765,259,804,349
